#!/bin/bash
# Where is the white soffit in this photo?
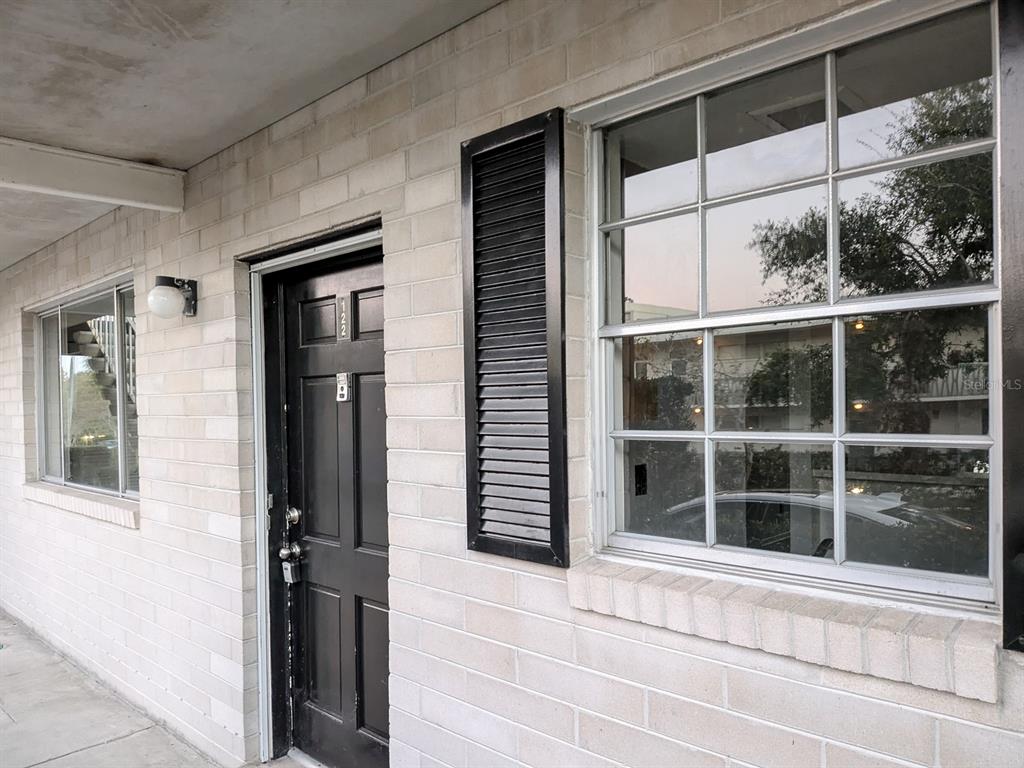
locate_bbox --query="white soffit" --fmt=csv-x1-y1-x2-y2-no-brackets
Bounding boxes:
0,188,116,271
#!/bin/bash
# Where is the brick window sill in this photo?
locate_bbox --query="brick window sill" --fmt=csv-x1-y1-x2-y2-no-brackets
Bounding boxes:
567,556,1001,703
23,481,139,529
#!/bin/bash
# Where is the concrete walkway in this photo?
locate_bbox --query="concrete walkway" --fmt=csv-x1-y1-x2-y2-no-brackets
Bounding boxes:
0,612,308,768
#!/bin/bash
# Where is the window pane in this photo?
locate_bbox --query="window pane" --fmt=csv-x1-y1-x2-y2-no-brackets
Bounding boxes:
616,332,704,431
61,293,119,491
845,307,988,435
122,289,139,493
706,184,827,313
837,6,992,168
604,101,698,221
845,445,988,576
714,320,832,432
705,59,826,198
620,439,705,542
41,314,62,477
605,215,699,324
715,441,834,558
839,154,993,297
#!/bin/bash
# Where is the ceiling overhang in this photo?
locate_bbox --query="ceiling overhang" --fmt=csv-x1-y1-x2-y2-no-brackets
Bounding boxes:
0,137,184,211
0,0,500,272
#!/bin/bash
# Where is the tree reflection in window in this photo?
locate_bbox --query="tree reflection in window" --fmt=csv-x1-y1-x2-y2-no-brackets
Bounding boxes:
846,307,988,435
754,83,993,301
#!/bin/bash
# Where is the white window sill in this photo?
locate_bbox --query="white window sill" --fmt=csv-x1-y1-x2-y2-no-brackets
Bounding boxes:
567,556,1002,703
23,481,139,529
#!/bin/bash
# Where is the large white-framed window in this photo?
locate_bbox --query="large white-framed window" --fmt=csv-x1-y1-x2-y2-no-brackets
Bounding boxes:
593,3,999,605
37,284,139,498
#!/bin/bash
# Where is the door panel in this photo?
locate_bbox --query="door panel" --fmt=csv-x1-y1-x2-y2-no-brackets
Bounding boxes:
354,288,384,338
301,376,342,540
306,586,343,716
357,599,389,737
279,256,388,768
356,374,388,550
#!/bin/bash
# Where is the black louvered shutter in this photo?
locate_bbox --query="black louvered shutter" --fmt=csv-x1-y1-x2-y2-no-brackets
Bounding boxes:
461,109,568,567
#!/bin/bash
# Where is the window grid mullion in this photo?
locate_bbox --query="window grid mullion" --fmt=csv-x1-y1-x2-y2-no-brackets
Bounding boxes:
598,138,995,232
832,316,847,565
57,304,66,484
826,52,846,565
703,327,715,547
608,343,625,537
986,301,999,587
826,51,838,177
700,91,715,548
826,52,840,307
989,0,1000,294
597,285,1000,339
612,430,995,448
831,137,995,182
696,93,708,319
114,287,127,495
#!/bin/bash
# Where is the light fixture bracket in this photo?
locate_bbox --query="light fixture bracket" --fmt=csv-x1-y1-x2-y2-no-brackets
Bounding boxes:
153,275,198,316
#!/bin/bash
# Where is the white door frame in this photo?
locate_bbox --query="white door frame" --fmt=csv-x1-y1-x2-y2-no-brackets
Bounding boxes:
248,227,383,762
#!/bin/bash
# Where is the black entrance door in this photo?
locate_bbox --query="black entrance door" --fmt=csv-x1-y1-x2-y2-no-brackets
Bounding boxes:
276,256,389,767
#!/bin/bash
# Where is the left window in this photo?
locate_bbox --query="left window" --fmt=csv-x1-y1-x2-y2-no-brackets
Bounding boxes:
38,285,138,496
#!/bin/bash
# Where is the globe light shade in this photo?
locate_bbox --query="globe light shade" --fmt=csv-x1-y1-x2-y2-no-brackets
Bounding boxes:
147,276,198,318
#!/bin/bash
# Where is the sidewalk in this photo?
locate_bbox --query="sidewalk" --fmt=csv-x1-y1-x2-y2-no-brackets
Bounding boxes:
0,611,286,768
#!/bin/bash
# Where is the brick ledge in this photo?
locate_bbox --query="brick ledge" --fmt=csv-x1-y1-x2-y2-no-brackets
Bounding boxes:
23,482,139,529
567,557,1000,703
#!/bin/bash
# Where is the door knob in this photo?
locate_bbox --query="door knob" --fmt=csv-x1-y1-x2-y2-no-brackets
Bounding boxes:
285,507,301,525
278,542,301,561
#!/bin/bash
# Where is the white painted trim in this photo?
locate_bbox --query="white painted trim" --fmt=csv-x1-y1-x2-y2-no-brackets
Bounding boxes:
597,286,1001,338
589,130,613,555
249,269,272,764
31,280,139,498
988,0,1004,608
0,136,184,211
568,0,985,127
604,533,995,607
248,227,383,763
248,228,383,275
33,312,46,482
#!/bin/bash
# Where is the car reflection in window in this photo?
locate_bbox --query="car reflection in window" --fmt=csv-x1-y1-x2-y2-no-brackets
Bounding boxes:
630,491,986,576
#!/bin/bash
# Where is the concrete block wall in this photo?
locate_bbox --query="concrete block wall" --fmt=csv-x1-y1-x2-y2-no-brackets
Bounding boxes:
0,202,259,764
1,1,1023,766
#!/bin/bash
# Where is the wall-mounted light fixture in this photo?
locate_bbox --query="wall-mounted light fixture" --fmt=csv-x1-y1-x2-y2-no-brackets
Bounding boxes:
148,276,198,318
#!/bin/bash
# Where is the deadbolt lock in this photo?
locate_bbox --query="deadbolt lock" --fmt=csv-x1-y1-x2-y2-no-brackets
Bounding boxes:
285,507,301,525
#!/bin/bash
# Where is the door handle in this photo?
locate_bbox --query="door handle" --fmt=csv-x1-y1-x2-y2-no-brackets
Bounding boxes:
278,542,301,561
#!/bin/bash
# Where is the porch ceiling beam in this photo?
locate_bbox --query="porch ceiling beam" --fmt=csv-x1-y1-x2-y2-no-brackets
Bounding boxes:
0,136,184,212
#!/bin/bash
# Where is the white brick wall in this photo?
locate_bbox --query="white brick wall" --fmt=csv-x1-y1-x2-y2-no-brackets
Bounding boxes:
2,1,1023,767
